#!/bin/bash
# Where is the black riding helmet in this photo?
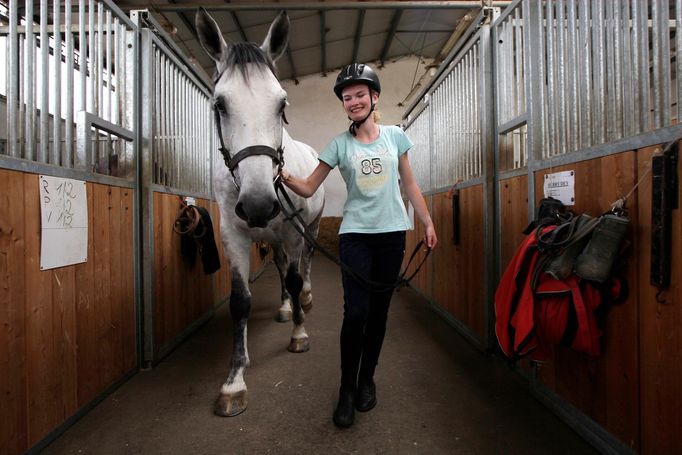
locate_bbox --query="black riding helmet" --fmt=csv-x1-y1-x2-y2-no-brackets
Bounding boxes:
333,63,381,100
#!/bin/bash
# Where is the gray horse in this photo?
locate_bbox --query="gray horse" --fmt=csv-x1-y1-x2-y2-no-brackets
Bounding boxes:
196,8,325,417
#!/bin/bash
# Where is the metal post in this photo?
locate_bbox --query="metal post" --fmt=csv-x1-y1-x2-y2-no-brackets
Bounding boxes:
39,0,49,163
8,0,19,157
479,8,499,352
26,0,35,161
523,0,542,222
53,0,62,165
65,0,74,167
138,27,156,368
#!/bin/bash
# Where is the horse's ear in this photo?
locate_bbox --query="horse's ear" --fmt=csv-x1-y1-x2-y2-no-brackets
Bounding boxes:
261,11,289,63
195,7,228,65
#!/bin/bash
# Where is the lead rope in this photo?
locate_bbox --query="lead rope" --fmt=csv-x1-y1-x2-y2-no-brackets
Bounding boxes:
610,159,653,215
274,180,431,292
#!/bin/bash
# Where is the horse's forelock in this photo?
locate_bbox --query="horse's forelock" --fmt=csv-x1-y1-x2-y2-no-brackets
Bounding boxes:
216,42,278,84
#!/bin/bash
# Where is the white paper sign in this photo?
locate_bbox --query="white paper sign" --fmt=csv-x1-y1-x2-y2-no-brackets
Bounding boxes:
543,170,575,206
39,175,88,270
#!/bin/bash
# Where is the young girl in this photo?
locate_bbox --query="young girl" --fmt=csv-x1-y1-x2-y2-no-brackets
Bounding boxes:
280,63,437,427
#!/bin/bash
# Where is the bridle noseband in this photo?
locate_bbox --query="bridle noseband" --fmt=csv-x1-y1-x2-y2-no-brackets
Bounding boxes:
213,105,285,191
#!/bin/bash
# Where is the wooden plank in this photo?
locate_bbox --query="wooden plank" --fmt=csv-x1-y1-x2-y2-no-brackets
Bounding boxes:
432,193,453,314
598,152,639,450
108,186,124,381
52,263,77,423
120,188,136,371
0,169,28,454
24,173,58,445
467,186,486,339
498,175,529,270
638,144,682,455
153,192,165,350
92,184,113,390
454,190,471,325
165,194,180,346
76,182,97,406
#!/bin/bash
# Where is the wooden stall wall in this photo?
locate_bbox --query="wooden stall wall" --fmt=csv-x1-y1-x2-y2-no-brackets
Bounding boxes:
498,175,529,270
634,146,681,455
405,188,486,341
531,153,639,449
152,193,217,357
152,195,271,360
0,170,136,455
527,148,682,455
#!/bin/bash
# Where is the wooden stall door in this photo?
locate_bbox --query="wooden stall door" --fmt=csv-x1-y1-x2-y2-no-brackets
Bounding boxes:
532,152,640,451
0,171,136,455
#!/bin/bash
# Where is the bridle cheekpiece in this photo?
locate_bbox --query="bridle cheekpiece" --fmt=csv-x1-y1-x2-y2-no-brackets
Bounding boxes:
213,106,285,191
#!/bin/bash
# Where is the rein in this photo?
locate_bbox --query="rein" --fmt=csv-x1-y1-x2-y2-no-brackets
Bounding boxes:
273,178,431,292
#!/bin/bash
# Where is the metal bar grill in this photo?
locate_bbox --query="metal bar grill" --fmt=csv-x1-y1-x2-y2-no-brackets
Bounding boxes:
424,35,483,189
404,106,431,191
1,0,136,177
532,0,678,161
146,32,213,194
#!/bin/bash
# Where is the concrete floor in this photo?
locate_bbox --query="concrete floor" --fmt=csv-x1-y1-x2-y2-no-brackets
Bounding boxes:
43,256,598,455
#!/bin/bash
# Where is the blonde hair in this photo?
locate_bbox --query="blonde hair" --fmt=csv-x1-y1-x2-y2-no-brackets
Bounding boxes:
371,89,381,122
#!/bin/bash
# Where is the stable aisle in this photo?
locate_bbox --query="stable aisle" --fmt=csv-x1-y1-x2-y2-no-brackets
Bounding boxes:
43,256,597,455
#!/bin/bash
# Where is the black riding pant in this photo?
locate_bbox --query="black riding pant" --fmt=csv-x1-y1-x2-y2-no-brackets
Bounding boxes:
338,231,406,389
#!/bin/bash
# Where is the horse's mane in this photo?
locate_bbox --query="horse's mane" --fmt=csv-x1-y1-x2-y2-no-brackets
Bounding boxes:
217,42,278,82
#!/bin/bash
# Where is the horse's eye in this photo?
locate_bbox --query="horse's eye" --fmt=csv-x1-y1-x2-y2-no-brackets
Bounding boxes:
214,99,226,113
279,100,289,124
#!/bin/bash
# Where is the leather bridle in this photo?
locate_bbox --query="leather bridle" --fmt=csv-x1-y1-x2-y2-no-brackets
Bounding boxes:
213,107,285,191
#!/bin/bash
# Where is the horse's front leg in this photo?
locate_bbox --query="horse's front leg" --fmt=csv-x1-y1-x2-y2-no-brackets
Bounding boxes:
273,244,293,322
284,238,309,353
215,236,252,417
299,214,321,313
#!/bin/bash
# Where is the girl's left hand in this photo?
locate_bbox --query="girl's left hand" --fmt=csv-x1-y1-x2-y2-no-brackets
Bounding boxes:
424,225,437,250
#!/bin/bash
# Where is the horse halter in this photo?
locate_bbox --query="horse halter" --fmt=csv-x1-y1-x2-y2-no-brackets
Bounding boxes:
213,106,285,191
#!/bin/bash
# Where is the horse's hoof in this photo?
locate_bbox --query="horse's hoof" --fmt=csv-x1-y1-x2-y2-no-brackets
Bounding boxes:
276,309,292,323
287,336,309,353
214,391,248,417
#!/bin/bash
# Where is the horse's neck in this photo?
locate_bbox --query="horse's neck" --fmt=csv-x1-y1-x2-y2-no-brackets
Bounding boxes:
281,128,298,152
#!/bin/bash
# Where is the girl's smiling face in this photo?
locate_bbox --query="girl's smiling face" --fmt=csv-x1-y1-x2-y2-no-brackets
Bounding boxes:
341,83,379,121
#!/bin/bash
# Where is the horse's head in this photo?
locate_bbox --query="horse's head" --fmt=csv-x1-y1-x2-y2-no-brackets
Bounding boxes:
196,8,290,228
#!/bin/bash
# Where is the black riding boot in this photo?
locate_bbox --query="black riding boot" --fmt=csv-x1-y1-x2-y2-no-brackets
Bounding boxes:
333,385,356,427
334,318,362,427
356,376,376,412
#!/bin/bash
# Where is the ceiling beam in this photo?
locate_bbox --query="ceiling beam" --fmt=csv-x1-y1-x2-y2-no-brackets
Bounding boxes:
351,9,365,64
230,11,248,41
379,10,402,67
165,0,198,39
119,2,512,13
319,10,327,76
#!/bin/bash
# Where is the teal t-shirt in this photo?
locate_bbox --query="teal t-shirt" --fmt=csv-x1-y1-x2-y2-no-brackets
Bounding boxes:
319,125,414,234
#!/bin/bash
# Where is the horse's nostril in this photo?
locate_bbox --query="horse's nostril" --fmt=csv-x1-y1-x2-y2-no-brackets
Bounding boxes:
235,202,248,221
269,201,281,220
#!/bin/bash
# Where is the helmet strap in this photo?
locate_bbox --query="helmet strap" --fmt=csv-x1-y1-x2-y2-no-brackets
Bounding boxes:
348,101,375,137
